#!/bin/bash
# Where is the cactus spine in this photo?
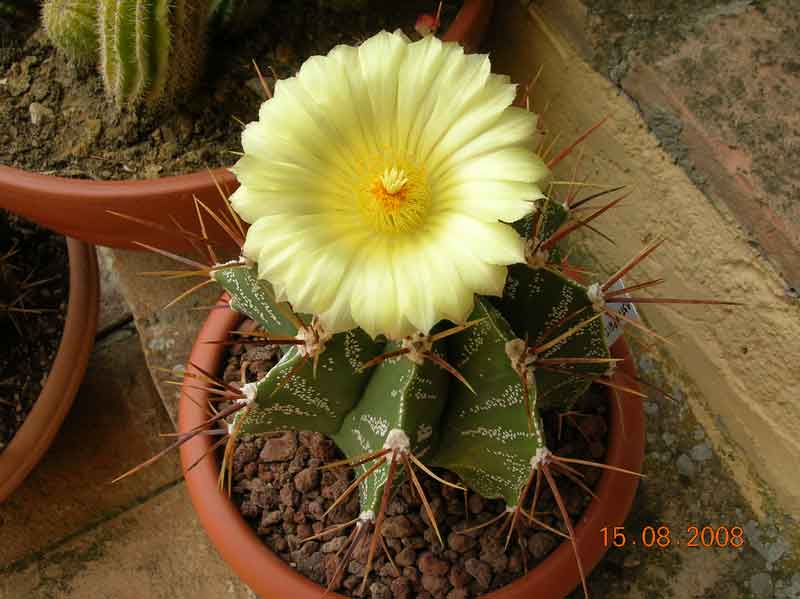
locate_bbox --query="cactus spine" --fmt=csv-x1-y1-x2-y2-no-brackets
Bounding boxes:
41,0,99,65
98,0,209,107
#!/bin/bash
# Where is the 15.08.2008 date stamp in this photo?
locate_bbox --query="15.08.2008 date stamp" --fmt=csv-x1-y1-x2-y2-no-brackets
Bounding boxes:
601,526,745,549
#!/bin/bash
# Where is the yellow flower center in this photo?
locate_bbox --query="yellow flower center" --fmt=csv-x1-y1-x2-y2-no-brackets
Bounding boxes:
359,157,430,234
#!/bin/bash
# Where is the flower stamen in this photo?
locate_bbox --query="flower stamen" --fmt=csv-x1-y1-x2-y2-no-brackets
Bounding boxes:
360,159,430,234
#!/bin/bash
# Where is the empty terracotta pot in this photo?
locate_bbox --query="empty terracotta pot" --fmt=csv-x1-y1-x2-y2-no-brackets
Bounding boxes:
179,296,645,599
0,238,100,502
0,0,494,255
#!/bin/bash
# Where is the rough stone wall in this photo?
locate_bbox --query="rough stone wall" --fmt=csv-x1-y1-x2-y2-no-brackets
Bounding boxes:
509,0,800,517
529,0,800,296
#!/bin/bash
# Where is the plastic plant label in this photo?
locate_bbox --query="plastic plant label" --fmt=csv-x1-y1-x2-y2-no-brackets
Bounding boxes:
603,278,639,347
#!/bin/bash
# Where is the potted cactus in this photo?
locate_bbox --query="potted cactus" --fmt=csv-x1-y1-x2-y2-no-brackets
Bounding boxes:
104,27,734,598
0,0,494,254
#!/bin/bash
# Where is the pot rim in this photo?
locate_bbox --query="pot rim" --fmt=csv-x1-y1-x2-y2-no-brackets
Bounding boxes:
0,0,495,252
0,238,100,502
179,296,645,599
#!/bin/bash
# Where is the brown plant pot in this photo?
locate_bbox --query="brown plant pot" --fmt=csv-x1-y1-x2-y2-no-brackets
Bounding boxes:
0,238,100,502
0,0,494,255
179,296,645,599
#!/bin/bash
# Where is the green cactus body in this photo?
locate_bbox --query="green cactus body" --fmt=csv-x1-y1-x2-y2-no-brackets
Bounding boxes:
212,263,302,336
214,242,607,516
332,337,450,511
429,298,544,506
504,197,610,410
42,0,98,65
500,266,609,410
98,0,208,107
237,327,383,435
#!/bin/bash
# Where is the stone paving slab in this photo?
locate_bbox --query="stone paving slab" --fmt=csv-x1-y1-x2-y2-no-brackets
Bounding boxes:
96,247,132,335
106,249,222,424
0,483,253,599
0,326,180,567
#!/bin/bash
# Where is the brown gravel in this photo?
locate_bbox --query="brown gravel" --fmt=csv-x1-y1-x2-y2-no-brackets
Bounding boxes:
222,321,609,598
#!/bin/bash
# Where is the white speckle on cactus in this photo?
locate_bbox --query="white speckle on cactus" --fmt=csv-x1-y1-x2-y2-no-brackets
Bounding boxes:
216,267,285,328
262,404,313,418
461,382,524,417
352,428,370,452
455,319,491,369
343,330,367,371
505,275,520,300
360,414,389,437
460,426,530,444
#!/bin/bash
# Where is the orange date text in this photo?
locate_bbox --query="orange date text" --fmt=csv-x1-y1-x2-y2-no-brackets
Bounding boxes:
600,526,745,549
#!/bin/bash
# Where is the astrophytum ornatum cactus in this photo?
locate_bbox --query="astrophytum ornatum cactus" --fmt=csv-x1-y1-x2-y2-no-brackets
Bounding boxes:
41,0,99,65
118,27,739,598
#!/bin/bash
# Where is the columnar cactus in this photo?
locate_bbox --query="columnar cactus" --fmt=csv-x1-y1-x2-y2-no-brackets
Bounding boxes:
41,0,98,65
98,0,209,106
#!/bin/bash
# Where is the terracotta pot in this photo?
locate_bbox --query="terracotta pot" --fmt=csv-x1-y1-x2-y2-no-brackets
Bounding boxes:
179,296,645,599
0,238,100,502
0,0,495,255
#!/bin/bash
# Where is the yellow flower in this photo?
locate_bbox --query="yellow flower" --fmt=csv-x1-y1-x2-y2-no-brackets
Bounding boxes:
231,30,549,339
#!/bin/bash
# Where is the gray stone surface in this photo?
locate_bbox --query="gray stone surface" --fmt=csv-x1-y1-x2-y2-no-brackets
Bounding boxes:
0,263,252,598
0,483,253,599
529,0,800,291
106,249,222,424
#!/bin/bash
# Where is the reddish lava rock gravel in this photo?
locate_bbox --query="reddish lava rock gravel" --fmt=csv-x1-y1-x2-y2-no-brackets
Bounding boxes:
224,326,608,599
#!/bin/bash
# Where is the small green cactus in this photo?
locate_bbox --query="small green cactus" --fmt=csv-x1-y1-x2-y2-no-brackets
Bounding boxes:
41,0,98,65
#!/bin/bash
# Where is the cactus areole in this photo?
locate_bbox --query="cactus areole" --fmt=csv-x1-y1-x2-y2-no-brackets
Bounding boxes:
178,27,653,599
